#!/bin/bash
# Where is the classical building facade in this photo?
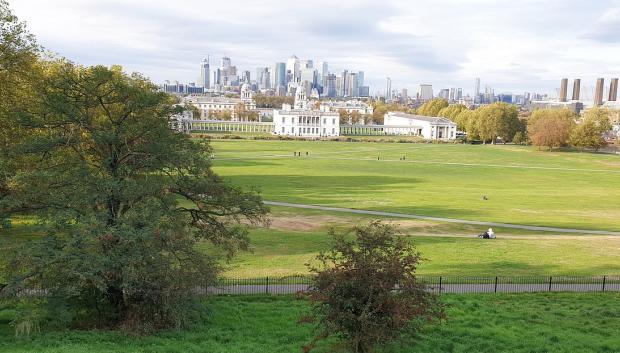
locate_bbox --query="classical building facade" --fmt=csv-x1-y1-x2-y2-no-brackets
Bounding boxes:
320,100,374,115
183,83,256,120
273,86,339,137
383,112,457,140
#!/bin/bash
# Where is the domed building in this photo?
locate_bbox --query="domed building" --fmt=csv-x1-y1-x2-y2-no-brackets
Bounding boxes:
274,86,339,138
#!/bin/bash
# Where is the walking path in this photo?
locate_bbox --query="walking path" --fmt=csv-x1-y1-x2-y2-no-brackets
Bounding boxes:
264,201,620,236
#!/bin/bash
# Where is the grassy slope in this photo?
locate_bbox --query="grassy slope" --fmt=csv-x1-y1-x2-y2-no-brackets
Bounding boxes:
221,226,620,278
1,293,619,353
211,140,620,231
4,211,619,279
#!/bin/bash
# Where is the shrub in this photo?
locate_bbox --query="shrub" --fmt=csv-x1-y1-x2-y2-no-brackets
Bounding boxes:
303,222,444,353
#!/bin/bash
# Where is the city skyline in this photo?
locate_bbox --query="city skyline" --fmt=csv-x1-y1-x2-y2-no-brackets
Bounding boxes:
11,0,620,95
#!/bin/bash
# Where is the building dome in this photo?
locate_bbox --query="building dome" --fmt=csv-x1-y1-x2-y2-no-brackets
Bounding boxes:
240,83,252,100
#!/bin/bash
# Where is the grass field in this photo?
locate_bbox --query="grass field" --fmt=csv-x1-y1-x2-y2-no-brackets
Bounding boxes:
1,293,619,353
210,139,620,231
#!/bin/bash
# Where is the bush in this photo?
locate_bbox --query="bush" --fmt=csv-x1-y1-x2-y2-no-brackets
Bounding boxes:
303,222,444,353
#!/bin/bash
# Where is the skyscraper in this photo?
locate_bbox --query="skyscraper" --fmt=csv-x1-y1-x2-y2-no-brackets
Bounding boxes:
286,55,300,83
594,78,605,106
199,57,210,89
572,79,581,101
420,84,434,100
609,78,619,102
474,77,481,102
273,62,286,89
386,77,392,100
559,78,568,102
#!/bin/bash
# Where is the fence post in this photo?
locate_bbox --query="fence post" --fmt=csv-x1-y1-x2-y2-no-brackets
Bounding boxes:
439,276,442,294
265,276,269,295
548,276,553,292
494,276,498,293
602,276,606,292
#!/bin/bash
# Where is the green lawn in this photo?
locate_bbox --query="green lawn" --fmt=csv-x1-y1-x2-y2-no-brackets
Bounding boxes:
1,293,618,353
220,223,620,278
210,140,620,231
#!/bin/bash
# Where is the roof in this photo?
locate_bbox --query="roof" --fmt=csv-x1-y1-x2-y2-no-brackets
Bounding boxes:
387,112,456,124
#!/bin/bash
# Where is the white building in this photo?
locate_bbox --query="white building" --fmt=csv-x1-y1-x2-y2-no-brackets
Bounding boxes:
320,100,374,115
183,84,256,120
273,86,339,137
384,112,457,140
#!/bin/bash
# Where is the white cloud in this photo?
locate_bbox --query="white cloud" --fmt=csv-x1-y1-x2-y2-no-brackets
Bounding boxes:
9,0,620,95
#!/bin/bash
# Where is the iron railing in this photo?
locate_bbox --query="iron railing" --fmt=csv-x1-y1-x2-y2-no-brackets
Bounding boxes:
202,275,620,295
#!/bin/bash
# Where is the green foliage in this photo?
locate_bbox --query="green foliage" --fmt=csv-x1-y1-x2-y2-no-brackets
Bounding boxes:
417,99,449,117
2,63,268,332
0,0,40,232
473,102,521,143
437,104,466,120
512,131,527,145
1,294,619,353
570,108,612,151
304,222,443,353
527,109,575,150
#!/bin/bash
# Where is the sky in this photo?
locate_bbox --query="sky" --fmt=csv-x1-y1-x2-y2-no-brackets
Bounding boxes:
10,0,620,97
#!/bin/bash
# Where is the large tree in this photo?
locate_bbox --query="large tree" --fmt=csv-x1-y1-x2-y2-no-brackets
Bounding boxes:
475,102,520,144
570,107,612,151
527,108,575,150
3,63,268,331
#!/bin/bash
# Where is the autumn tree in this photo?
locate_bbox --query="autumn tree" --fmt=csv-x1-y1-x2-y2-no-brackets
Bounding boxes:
570,107,612,151
417,98,449,117
338,109,350,124
527,108,575,150
303,222,444,353
437,104,466,120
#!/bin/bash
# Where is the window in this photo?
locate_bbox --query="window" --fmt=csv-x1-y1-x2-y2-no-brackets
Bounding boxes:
323,128,326,134
323,118,326,124
292,127,295,133
292,117,295,123
332,118,336,124
281,127,285,133
282,117,285,123
332,128,335,134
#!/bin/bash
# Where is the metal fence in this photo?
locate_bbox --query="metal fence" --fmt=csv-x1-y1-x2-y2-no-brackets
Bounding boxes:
201,275,620,295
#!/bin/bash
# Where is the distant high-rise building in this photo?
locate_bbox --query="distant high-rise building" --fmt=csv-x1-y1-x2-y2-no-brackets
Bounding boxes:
273,62,286,89
221,56,231,68
199,57,210,89
324,74,337,97
357,71,364,87
609,78,619,102
559,78,568,102
358,86,370,97
457,88,463,101
286,55,300,83
594,78,605,106
474,78,481,102
242,70,250,83
386,77,392,100
438,88,449,100
420,84,434,100
400,88,408,103
572,79,581,101
348,72,359,97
